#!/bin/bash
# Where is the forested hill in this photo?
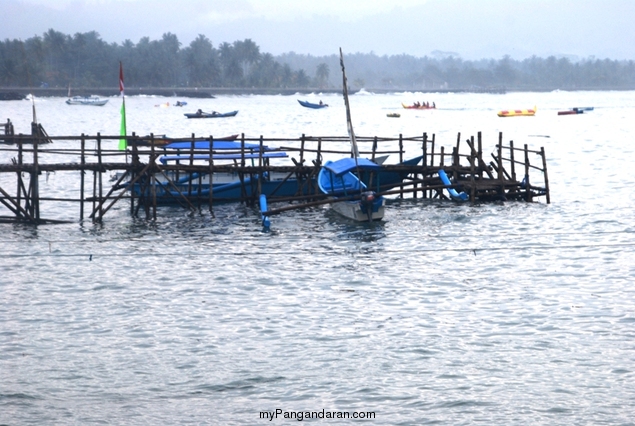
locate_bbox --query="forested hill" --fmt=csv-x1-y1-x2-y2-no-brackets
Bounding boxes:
1,29,634,94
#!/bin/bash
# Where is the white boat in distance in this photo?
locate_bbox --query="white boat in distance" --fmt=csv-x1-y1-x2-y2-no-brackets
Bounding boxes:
66,95,109,106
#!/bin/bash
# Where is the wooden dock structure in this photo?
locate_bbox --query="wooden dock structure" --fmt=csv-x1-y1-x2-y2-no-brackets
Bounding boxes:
0,120,550,224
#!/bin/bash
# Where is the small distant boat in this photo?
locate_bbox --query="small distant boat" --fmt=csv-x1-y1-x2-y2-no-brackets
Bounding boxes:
155,102,170,107
497,106,536,117
174,101,187,107
559,107,593,115
386,113,400,118
184,110,238,119
298,99,328,109
557,109,584,116
318,157,385,222
65,95,108,106
402,102,436,110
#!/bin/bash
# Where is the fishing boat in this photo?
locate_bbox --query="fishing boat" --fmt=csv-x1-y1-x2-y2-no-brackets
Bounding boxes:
316,48,385,222
318,157,385,222
298,99,328,109
118,140,315,204
65,95,108,106
557,109,584,116
401,102,436,110
184,110,238,119
558,107,592,115
497,106,536,117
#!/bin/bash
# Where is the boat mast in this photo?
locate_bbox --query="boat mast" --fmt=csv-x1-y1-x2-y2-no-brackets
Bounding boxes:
339,48,359,158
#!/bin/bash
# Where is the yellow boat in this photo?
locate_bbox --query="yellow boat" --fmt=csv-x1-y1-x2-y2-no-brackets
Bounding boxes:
497,106,537,117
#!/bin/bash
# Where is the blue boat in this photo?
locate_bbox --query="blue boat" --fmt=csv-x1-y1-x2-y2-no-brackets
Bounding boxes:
119,137,422,207
184,110,238,118
318,157,385,222
121,140,316,204
298,99,328,109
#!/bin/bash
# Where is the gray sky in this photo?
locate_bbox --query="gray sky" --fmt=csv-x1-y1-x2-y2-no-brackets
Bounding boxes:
3,0,634,60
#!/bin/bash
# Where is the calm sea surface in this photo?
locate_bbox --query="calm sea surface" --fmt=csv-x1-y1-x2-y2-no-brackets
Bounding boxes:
1,91,635,425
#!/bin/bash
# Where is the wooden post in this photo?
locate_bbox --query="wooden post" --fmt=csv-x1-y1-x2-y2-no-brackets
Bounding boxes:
300,134,305,166
470,136,476,203
131,132,138,216
258,135,264,197
98,133,104,221
398,134,404,198
151,138,157,220
188,133,195,199
80,134,85,221
477,132,483,180
430,136,436,199
16,134,23,218
452,146,459,181
420,133,427,199
524,144,531,202
541,146,550,204
372,136,378,162
239,133,247,203
497,132,504,198
509,140,516,181
208,135,215,215
455,132,461,164
32,132,40,221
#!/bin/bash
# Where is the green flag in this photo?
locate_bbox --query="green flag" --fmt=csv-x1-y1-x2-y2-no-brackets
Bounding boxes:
118,62,127,150
118,99,127,150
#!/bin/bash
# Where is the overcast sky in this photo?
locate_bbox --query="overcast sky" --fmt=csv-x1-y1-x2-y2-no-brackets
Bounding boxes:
3,0,634,61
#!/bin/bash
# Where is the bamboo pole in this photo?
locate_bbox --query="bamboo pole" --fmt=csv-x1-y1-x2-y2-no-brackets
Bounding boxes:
208,135,215,216
80,134,85,221
541,146,550,204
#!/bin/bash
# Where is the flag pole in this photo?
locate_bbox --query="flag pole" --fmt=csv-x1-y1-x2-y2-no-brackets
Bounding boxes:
118,61,127,151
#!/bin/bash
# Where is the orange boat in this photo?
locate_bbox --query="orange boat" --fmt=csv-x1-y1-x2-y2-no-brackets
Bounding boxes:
497,106,537,117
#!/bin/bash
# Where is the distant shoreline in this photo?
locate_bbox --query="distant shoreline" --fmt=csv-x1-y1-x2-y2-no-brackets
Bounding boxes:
2,85,634,100
1,87,504,99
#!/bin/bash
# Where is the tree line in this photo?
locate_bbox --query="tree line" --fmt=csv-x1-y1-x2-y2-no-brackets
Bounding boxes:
1,29,634,91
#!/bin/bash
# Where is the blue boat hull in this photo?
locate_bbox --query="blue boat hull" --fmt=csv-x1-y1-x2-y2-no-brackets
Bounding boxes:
298,100,328,109
184,110,238,118
127,175,316,204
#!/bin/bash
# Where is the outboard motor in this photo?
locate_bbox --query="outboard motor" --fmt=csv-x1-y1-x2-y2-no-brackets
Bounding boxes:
360,191,376,222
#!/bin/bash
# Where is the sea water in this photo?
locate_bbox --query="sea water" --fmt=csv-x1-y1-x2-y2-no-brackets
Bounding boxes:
1,91,635,425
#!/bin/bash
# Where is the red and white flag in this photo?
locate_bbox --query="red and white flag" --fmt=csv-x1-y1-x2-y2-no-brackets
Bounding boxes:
119,62,125,96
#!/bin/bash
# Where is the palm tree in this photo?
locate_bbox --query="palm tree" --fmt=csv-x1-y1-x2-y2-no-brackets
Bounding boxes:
315,62,329,88
184,34,220,86
233,39,261,79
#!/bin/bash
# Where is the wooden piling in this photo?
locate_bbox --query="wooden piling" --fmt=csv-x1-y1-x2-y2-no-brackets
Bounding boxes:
541,147,550,204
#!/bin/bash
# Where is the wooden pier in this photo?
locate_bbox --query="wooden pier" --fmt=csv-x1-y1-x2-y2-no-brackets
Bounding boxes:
0,120,550,224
